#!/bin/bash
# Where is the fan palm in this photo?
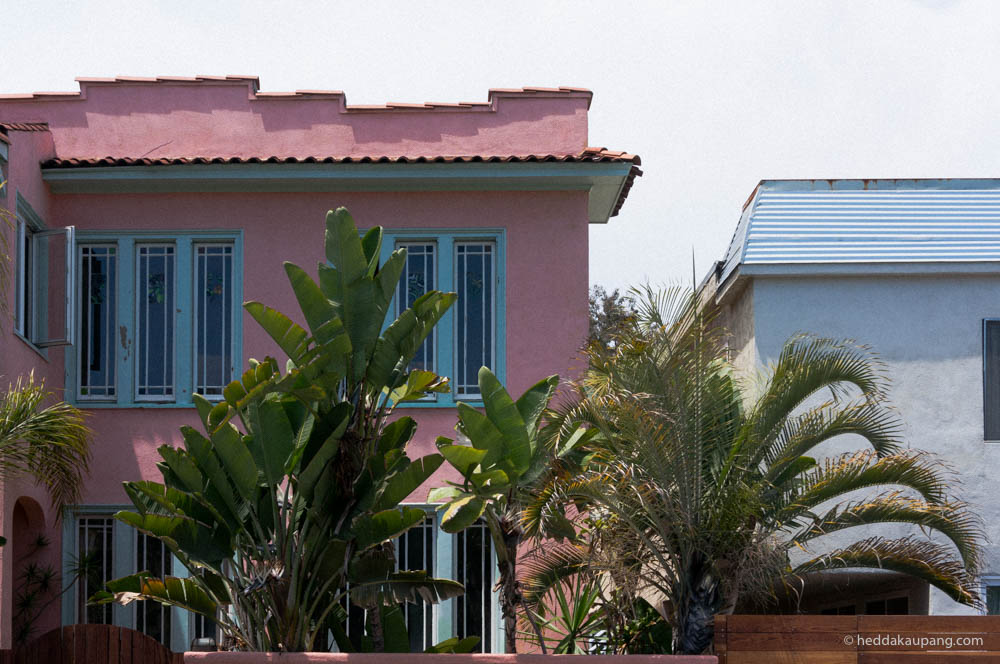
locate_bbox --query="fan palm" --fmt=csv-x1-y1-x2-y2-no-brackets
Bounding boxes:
0,373,92,523
531,287,982,655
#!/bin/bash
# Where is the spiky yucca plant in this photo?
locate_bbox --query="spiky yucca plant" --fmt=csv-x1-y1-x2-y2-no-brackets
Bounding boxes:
530,287,983,655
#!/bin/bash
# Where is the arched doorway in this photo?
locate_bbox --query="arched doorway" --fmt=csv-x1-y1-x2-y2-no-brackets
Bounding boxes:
10,496,59,645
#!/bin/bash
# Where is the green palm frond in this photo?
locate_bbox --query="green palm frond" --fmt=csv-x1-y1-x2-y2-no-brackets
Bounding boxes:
521,543,590,606
793,536,981,608
761,400,903,479
0,373,92,510
749,337,891,458
771,450,952,525
790,491,982,569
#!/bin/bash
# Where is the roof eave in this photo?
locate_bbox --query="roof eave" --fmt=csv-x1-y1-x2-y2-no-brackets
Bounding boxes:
40,160,639,223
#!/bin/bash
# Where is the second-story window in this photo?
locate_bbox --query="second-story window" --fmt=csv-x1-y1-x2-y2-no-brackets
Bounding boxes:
73,233,242,407
397,242,436,373
454,242,495,399
195,244,235,396
136,245,176,400
386,230,504,406
79,246,117,399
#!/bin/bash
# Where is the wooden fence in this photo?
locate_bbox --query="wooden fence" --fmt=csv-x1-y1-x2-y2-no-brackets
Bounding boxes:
715,614,1000,663
0,624,181,664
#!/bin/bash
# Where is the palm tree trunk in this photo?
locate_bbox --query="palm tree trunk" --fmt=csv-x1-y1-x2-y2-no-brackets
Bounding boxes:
671,561,721,655
497,530,520,652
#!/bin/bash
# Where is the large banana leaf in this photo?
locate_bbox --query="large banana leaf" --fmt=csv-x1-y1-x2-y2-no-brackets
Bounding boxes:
91,573,218,617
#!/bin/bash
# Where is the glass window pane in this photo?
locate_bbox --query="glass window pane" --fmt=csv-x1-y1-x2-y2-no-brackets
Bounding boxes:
79,246,117,399
18,221,33,338
77,517,114,625
396,243,436,373
988,586,1000,615
455,243,494,397
456,520,493,652
986,320,1000,439
195,244,234,397
396,516,435,651
136,532,172,645
136,245,175,400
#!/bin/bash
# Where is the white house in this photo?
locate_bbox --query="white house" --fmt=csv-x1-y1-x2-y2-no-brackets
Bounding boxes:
707,178,1000,616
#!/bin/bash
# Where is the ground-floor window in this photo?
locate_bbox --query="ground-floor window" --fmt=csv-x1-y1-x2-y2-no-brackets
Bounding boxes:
984,578,1000,615
66,508,501,652
76,516,114,625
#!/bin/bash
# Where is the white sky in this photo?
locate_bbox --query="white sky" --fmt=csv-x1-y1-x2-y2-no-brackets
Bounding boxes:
4,0,997,291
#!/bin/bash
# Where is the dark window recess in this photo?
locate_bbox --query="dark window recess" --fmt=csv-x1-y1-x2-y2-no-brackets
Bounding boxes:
821,604,857,615
456,520,493,652
985,320,1000,440
864,596,908,615
987,587,1000,615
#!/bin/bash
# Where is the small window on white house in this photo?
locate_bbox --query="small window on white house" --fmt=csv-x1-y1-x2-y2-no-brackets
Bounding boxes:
136,245,176,400
195,244,234,397
984,320,1000,440
79,246,117,400
77,516,114,625
454,242,495,399
987,584,1000,615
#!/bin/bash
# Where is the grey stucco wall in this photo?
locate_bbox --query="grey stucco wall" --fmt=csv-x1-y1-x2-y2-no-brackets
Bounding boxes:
749,273,1000,615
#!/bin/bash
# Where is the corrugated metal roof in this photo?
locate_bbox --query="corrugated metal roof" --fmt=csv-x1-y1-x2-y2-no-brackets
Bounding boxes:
720,179,1000,283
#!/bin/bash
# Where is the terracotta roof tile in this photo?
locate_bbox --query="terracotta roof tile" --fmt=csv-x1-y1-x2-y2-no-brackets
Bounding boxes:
41,148,642,216
0,122,50,132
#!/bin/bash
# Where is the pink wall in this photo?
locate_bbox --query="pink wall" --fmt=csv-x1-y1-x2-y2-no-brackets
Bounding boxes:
0,78,598,648
51,189,590,502
0,128,67,648
0,80,590,159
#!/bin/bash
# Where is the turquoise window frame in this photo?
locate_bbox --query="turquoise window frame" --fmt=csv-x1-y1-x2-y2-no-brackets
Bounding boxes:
67,229,244,408
13,194,49,356
61,506,191,652
379,229,506,408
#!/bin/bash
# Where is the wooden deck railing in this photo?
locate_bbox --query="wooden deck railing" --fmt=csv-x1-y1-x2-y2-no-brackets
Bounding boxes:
0,624,180,664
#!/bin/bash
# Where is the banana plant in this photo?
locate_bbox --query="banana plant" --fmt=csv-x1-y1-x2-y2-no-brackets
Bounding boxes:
430,367,590,653
93,208,464,651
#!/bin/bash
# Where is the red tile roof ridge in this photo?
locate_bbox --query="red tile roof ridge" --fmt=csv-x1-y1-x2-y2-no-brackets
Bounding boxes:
41,150,639,167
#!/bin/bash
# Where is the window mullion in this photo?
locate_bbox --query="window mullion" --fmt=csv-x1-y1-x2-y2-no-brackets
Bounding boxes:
176,238,193,403
117,238,135,404
437,235,455,407
435,517,454,643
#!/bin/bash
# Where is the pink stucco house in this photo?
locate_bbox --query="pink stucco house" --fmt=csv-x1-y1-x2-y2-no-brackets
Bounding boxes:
0,76,640,652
